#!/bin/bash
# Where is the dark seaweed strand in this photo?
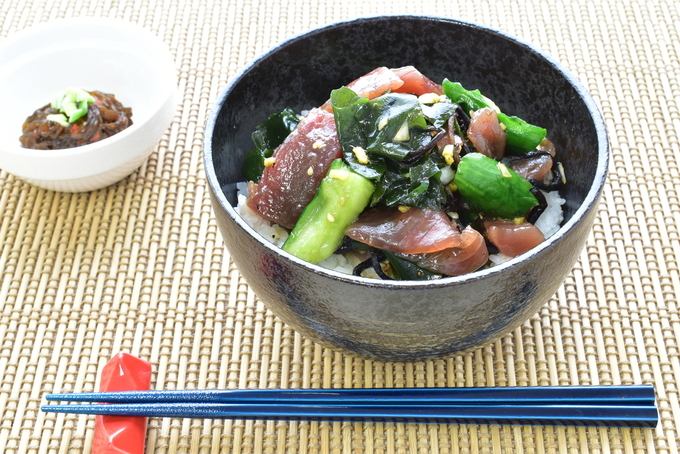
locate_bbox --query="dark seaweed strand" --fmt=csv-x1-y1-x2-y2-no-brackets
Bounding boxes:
527,160,566,192
352,259,373,276
334,236,355,255
459,140,474,158
371,252,394,280
443,189,478,231
551,161,566,187
527,187,548,224
476,217,500,254
485,238,500,255
402,127,446,164
452,106,474,158
455,105,470,133
353,251,393,280
507,150,553,163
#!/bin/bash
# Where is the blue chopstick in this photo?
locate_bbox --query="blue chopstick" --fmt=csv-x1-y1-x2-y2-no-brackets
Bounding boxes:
42,386,658,428
45,385,656,406
40,402,659,428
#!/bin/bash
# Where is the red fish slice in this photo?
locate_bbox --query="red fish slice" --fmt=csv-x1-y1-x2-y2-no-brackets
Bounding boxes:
391,66,443,96
320,67,405,112
247,108,342,229
484,219,545,258
401,226,489,276
345,207,462,254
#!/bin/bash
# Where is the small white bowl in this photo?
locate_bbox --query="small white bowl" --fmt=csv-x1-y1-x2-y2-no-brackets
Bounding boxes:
0,17,177,192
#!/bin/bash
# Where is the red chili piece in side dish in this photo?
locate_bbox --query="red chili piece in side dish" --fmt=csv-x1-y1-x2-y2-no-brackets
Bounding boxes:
91,352,152,454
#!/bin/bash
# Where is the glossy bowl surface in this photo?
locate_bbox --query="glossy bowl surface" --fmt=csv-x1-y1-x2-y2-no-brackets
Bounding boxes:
204,16,608,361
0,17,177,192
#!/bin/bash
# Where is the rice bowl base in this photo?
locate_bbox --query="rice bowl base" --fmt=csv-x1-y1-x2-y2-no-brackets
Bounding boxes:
203,15,608,360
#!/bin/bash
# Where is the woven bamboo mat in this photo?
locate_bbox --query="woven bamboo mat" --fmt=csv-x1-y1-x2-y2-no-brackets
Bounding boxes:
1,0,679,452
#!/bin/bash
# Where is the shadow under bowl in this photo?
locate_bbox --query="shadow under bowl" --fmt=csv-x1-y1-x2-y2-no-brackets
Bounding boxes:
203,15,608,361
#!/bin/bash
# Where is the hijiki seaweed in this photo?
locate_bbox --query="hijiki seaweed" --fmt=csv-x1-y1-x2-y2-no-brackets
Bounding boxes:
20,89,133,150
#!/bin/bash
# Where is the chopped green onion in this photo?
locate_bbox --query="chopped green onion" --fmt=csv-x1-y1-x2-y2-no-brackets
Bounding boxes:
50,90,65,110
50,88,94,124
68,106,89,123
45,113,70,127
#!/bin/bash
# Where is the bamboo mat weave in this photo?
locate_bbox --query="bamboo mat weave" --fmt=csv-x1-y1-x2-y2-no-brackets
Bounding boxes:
1,0,679,453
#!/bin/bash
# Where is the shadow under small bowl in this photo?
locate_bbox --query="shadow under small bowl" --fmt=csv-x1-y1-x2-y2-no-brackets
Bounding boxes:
0,17,177,192
204,16,608,361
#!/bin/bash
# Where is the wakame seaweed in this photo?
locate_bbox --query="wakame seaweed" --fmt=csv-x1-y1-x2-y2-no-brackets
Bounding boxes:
242,108,300,182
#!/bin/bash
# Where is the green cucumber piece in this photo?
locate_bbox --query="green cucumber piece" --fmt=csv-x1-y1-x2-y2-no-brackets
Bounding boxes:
282,159,375,263
453,153,538,219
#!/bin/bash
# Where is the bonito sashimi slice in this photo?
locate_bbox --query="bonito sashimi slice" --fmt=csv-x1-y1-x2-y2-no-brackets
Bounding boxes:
345,206,462,254
320,67,404,112
247,108,342,229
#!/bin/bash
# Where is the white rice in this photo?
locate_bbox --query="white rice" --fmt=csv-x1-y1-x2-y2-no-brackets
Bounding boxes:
533,190,565,238
237,185,565,274
236,188,361,274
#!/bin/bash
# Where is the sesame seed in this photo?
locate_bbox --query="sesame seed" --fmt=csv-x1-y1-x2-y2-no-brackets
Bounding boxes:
327,213,335,222
418,93,440,104
352,146,369,164
393,121,410,142
558,162,567,184
497,162,512,178
442,144,455,165
329,169,350,180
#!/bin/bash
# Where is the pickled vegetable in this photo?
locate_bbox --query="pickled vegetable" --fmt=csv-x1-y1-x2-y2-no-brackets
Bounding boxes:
20,90,133,150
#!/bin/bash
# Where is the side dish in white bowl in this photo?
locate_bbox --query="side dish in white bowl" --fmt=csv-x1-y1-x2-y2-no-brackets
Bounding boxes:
0,17,177,192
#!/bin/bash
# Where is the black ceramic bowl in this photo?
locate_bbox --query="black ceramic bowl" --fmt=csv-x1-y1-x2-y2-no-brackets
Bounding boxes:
203,16,608,361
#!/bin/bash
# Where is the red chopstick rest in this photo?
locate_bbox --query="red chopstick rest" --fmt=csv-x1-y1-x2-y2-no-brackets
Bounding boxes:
91,352,152,454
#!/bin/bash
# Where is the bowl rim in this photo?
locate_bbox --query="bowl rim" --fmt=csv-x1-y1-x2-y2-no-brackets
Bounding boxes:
0,16,176,162
203,14,609,289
